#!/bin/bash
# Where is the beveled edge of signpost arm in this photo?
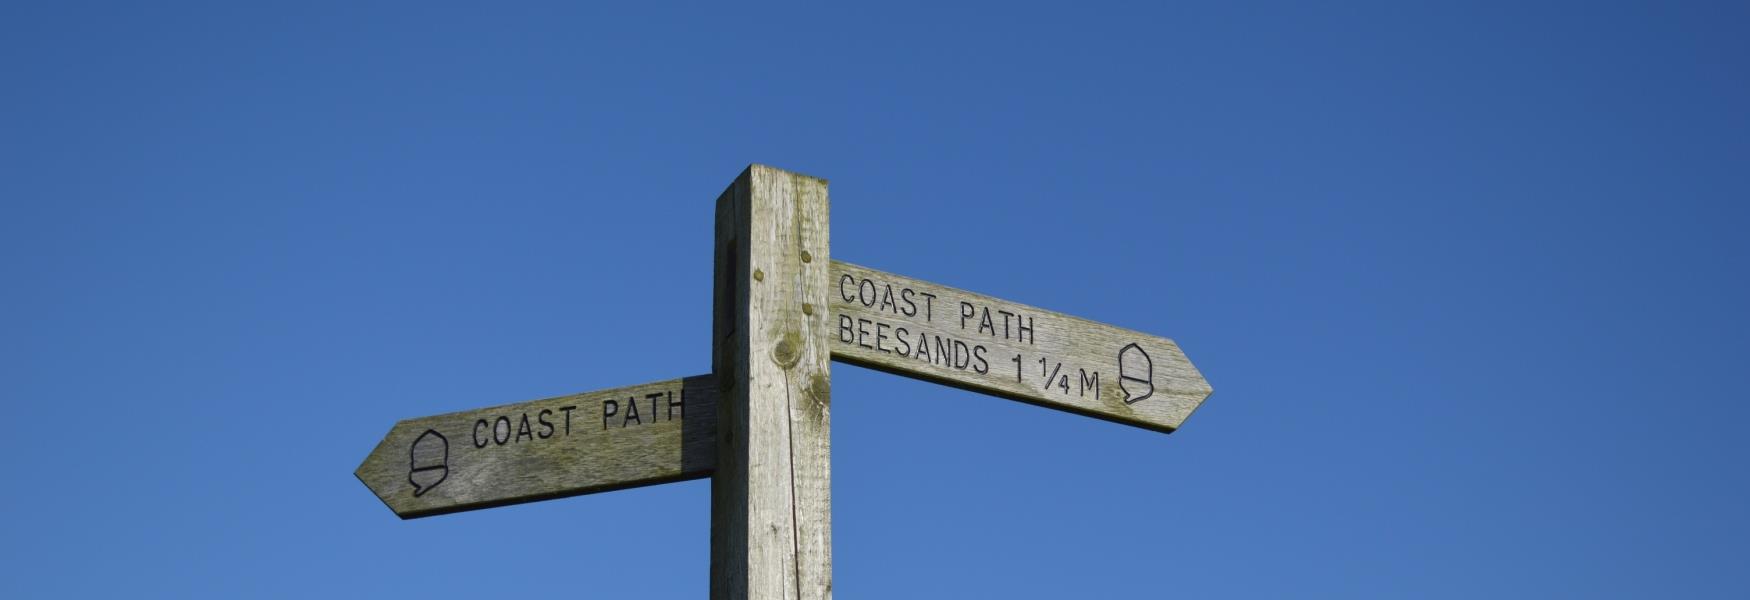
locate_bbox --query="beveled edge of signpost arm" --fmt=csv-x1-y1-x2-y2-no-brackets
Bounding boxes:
831,354,1182,435
364,471,714,520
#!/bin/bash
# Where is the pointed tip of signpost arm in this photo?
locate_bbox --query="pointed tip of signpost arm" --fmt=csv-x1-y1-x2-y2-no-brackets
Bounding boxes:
354,425,412,518
1168,372,1215,435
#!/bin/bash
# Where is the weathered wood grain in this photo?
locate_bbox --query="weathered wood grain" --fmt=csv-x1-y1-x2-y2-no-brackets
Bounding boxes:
711,165,833,600
355,375,716,519
829,260,1212,433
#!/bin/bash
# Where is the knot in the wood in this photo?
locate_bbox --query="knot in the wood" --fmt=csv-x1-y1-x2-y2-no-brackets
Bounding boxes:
770,331,802,370
807,372,830,406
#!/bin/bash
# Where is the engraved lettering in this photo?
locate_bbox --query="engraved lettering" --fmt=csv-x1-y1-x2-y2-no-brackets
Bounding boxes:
646,392,664,423
858,279,876,307
839,273,856,303
493,416,511,445
516,414,534,442
856,318,875,350
623,396,641,427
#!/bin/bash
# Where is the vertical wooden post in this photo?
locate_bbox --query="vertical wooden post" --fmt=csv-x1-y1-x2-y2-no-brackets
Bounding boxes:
712,165,832,600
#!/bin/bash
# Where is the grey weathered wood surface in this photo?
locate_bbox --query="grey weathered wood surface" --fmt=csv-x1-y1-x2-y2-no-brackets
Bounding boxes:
829,260,1212,433
355,375,716,518
711,165,833,600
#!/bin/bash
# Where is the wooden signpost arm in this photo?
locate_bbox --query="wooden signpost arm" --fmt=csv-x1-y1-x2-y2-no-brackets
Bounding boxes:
353,374,717,519
711,165,833,600
827,260,1212,433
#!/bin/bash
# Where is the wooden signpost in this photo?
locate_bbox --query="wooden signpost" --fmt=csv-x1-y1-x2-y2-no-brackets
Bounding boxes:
356,164,1212,598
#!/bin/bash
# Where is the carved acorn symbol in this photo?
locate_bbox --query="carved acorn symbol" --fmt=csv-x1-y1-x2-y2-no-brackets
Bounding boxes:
1118,343,1153,404
408,429,449,497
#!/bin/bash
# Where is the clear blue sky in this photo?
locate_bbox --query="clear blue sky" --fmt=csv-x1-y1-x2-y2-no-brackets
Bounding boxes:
4,2,1747,598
